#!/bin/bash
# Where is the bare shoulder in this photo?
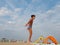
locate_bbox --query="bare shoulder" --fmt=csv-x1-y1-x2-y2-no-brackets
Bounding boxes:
29,18,32,21
30,18,32,20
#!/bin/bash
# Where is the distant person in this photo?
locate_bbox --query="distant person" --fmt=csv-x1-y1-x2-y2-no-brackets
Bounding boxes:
25,15,36,42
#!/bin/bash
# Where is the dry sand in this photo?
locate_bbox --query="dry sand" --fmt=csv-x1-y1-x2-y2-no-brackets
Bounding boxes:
0,42,34,45
0,42,60,45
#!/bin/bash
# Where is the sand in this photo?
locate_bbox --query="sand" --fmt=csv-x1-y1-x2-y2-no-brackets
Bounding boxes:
0,42,34,45
0,42,60,45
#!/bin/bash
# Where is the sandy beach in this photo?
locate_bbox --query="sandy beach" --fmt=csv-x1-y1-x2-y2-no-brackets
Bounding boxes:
0,42,60,45
0,42,34,45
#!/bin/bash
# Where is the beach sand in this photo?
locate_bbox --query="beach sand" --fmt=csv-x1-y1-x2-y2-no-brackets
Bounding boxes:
0,42,60,45
0,42,34,45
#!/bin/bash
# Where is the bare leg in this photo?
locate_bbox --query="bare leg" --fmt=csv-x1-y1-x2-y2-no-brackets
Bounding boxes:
28,28,32,42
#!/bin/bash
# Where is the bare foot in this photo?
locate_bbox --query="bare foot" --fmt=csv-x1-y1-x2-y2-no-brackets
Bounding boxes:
27,40,32,43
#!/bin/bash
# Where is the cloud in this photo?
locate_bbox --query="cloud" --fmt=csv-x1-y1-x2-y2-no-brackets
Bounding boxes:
0,7,22,17
0,7,24,31
0,7,9,15
14,8,22,12
8,21,16,24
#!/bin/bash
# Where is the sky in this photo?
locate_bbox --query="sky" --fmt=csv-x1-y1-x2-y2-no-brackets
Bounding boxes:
0,0,60,42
